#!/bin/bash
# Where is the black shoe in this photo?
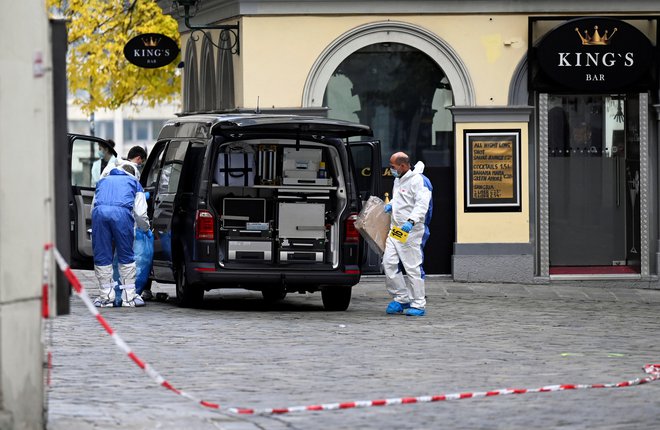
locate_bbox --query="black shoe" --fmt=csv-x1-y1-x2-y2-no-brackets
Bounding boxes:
141,289,154,301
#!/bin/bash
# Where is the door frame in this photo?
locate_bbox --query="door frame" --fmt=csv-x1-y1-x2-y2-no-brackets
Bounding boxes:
538,92,651,277
346,139,383,273
68,133,111,269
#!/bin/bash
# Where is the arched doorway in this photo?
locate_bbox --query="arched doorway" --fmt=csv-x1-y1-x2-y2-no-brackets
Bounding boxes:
303,21,474,274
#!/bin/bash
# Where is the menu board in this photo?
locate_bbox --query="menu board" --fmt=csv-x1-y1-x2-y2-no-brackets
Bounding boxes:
465,130,521,212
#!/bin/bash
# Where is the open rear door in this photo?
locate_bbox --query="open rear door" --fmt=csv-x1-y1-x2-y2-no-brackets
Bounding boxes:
347,140,383,273
68,134,107,269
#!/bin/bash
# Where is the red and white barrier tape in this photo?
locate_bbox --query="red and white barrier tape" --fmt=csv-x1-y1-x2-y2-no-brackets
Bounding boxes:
42,243,54,421
48,245,660,416
42,243,53,389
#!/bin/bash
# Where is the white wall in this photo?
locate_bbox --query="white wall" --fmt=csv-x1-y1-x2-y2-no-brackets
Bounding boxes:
0,0,53,428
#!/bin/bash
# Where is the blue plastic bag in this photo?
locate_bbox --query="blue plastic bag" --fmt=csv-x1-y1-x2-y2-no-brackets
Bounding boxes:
134,229,154,293
112,229,154,299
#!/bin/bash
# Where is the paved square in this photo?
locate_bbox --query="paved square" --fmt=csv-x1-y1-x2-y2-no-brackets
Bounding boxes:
47,272,660,429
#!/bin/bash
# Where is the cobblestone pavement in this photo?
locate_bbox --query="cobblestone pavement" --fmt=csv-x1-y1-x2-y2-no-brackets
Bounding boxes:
47,271,660,429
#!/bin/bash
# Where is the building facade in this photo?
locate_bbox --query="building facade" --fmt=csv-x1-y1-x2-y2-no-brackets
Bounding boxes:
165,0,660,286
0,1,56,428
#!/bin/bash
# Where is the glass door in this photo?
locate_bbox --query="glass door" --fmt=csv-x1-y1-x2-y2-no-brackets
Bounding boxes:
547,94,640,272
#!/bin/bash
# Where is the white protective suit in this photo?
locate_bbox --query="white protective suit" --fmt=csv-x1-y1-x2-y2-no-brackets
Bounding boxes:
91,155,117,186
383,161,432,309
100,158,141,181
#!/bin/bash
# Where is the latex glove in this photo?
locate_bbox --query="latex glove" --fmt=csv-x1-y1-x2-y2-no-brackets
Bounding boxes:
384,203,392,213
144,191,151,201
146,229,154,239
401,221,413,233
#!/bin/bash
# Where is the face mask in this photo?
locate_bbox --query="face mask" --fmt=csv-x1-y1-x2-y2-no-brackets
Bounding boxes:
97,149,105,158
391,169,399,178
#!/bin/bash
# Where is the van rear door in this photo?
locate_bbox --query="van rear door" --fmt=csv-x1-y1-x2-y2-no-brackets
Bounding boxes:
346,140,383,273
346,140,382,202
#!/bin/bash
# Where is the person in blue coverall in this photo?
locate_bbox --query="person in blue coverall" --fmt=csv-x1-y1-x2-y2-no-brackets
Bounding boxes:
92,164,150,307
383,152,432,316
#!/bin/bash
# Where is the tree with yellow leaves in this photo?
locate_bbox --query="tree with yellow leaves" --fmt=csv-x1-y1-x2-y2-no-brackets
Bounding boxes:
48,0,181,114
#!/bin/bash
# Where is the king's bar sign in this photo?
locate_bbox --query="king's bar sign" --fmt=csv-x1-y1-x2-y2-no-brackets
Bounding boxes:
124,33,179,69
533,17,656,92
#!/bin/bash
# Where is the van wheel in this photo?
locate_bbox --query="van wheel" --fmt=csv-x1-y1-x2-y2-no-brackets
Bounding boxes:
321,286,352,311
262,288,287,303
175,262,204,308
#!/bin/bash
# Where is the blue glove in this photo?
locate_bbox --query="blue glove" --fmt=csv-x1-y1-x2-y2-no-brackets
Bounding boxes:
144,191,151,201
401,221,413,233
384,204,392,213
146,229,153,239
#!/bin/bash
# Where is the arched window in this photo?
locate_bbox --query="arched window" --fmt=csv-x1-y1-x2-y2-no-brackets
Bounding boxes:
183,37,199,113
323,42,454,166
199,36,216,111
216,31,235,110
304,21,473,167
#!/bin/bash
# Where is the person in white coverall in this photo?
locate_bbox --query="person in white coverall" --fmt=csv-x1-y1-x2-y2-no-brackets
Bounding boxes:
383,152,432,316
91,164,150,307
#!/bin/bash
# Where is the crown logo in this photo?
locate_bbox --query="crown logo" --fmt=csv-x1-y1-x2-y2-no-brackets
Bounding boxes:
141,36,161,47
575,25,617,45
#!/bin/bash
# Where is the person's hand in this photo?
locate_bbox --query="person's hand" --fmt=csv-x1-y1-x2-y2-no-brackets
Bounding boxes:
384,204,392,213
146,229,153,239
401,221,413,233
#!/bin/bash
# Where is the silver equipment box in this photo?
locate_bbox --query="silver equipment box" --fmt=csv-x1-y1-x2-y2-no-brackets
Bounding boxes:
277,202,325,239
227,239,272,261
279,251,324,263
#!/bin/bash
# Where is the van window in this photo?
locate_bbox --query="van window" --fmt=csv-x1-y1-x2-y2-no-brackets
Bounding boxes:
157,141,189,194
145,145,167,189
71,137,100,188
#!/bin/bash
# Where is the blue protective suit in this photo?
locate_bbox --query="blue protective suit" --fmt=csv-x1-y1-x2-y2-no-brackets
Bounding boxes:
92,168,149,307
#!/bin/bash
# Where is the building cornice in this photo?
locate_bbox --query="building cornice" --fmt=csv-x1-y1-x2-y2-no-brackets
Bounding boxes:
159,0,660,29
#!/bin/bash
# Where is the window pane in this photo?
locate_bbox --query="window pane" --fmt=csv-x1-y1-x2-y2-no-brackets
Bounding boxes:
97,121,114,140
71,138,99,187
146,146,166,189
68,120,89,135
123,120,134,141
158,141,189,194
136,120,149,140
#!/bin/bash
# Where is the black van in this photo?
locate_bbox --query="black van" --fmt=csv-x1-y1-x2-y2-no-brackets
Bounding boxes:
69,114,382,310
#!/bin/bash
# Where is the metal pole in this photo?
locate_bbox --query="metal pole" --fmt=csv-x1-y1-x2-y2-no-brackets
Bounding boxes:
51,19,70,315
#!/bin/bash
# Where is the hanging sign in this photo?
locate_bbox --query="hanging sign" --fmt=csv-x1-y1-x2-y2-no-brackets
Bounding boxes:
465,130,521,212
123,33,180,69
534,17,655,92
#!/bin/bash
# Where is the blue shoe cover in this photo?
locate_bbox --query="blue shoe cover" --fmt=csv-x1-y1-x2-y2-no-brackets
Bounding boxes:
404,307,426,316
386,301,411,314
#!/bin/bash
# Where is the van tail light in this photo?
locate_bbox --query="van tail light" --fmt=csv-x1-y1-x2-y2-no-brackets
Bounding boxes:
195,210,215,240
344,213,359,243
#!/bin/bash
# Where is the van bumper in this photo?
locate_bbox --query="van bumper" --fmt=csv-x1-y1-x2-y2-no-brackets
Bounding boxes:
187,264,361,289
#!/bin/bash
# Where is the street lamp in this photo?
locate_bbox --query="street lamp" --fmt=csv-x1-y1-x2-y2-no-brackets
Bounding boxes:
172,0,240,54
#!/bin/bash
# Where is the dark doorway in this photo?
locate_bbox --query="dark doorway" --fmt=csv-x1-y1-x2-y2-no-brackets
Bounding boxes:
323,42,455,274
548,94,640,273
